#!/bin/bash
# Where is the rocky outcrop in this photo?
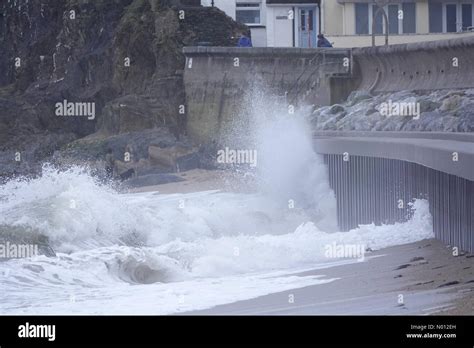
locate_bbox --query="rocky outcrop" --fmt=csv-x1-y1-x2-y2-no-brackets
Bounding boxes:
0,0,247,180
53,128,199,181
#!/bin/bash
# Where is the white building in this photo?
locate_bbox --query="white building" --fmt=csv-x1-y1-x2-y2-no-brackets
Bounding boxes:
202,0,320,47
202,0,474,48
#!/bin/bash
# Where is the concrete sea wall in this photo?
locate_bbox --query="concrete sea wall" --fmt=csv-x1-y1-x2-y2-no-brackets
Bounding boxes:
353,36,474,93
183,47,351,143
182,39,474,253
314,131,474,253
183,36,474,144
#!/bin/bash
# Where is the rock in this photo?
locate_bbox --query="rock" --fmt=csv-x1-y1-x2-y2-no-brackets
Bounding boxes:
176,152,200,172
115,160,137,179
425,117,455,132
455,106,474,132
97,95,163,135
198,141,219,170
419,99,441,113
365,107,378,116
313,89,474,133
123,173,184,188
319,112,347,129
446,90,466,98
148,144,196,171
439,95,463,112
329,104,345,114
347,90,372,105
0,1,246,178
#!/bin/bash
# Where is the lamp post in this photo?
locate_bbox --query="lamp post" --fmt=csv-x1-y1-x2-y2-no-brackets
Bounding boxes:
372,0,389,47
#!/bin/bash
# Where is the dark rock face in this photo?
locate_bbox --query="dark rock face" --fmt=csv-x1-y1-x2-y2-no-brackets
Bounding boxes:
0,0,247,179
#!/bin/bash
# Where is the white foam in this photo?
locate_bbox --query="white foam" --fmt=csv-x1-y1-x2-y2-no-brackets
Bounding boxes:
0,88,435,314
0,191,433,314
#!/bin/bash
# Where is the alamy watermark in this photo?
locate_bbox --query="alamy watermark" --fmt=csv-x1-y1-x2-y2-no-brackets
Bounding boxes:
18,322,55,342
217,147,258,167
324,242,365,262
0,242,39,259
55,99,95,120
379,100,420,119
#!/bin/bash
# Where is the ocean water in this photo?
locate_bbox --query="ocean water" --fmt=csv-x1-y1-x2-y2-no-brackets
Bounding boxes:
0,95,434,314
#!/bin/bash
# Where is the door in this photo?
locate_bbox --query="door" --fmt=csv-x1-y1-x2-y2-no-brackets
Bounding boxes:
298,7,317,48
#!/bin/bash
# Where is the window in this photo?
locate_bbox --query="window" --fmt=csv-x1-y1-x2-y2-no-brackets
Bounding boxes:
402,3,416,33
301,10,306,31
236,3,261,25
308,9,314,32
355,3,369,34
355,2,416,35
429,2,474,33
446,4,457,32
462,4,473,30
429,2,443,32
388,4,399,34
373,4,384,34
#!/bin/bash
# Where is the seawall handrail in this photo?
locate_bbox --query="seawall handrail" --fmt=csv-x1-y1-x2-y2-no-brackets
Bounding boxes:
313,131,474,181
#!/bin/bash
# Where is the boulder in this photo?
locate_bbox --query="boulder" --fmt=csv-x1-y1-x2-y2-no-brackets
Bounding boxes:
439,95,463,112
148,144,197,171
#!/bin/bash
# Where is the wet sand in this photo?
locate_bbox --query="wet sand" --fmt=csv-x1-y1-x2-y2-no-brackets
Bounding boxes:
187,239,474,315
128,169,256,194
129,169,474,315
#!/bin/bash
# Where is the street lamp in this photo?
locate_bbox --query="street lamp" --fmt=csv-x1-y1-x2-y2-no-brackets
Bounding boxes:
372,0,389,47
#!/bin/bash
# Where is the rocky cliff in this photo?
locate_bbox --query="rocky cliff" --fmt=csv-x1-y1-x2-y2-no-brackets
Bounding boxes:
0,0,247,180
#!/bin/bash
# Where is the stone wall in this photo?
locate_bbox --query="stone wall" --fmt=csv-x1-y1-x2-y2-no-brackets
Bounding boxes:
183,36,474,144
353,36,474,93
183,47,352,143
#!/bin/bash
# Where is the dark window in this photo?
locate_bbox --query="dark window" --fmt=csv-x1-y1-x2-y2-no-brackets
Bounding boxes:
301,9,306,30
180,0,201,5
308,9,314,31
236,4,261,25
429,2,443,33
402,3,416,33
446,4,457,32
388,4,399,34
355,3,369,34
372,5,384,34
462,4,472,30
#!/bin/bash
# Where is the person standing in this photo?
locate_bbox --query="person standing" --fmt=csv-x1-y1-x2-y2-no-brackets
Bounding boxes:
317,34,333,48
237,34,252,47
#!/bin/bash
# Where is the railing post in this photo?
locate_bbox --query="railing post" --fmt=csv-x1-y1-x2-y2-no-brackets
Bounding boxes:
372,4,389,47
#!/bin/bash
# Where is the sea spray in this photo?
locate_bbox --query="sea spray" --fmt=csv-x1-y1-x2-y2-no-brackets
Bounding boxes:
218,83,338,231
0,86,436,314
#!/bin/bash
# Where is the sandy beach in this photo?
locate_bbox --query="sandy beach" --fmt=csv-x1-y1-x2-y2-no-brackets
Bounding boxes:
187,239,474,315
128,169,257,194
131,169,473,315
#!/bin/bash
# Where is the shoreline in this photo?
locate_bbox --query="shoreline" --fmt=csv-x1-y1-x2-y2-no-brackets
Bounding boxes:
126,168,474,315
185,239,473,315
